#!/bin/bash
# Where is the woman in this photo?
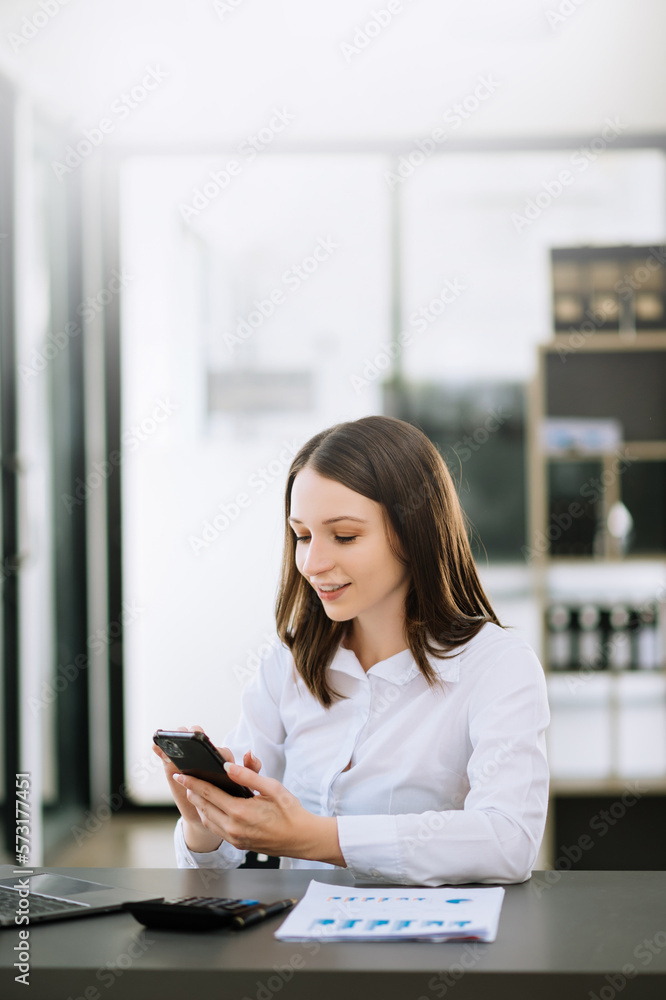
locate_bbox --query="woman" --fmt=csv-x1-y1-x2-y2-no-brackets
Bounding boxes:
156,415,549,885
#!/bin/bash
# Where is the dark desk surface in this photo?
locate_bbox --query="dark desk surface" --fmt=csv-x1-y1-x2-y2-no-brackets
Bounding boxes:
1,866,665,1000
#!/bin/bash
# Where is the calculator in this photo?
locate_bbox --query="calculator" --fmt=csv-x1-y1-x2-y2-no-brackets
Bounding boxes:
123,895,296,931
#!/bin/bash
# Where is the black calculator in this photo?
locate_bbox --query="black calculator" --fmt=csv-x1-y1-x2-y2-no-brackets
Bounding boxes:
123,895,296,931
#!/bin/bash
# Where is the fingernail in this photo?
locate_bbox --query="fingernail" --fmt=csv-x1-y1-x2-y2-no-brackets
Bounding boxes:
223,762,236,773
172,773,184,783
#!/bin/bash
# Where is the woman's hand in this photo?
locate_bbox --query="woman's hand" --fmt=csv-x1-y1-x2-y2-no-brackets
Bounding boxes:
153,726,262,853
172,762,345,866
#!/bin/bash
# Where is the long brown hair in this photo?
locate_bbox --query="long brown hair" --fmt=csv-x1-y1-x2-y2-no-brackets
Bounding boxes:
275,415,501,706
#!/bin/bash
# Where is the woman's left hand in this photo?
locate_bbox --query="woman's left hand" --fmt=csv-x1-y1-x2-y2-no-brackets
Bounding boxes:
172,762,345,865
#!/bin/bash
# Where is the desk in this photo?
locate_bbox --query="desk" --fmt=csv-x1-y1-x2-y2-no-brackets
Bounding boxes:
1,867,665,999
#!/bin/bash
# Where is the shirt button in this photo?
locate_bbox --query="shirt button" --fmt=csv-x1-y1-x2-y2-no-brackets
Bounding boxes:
369,868,381,878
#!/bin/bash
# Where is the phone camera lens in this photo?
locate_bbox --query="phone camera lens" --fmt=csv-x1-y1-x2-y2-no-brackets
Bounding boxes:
160,739,184,758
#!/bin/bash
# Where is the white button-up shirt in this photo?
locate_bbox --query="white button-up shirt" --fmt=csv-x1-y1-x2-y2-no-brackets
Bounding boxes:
174,621,550,885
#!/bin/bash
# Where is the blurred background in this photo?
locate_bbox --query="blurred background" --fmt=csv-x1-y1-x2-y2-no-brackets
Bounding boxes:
1,0,665,870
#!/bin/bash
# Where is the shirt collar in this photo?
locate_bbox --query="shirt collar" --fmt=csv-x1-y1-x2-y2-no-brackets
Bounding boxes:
330,640,464,685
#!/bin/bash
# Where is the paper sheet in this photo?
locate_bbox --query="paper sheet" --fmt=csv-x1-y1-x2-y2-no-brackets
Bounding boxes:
274,880,505,942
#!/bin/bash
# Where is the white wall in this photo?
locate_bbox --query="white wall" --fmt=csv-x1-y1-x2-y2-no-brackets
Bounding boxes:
120,154,390,800
0,1,664,145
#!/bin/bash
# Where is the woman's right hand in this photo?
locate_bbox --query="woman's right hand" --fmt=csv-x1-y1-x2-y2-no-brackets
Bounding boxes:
153,726,262,853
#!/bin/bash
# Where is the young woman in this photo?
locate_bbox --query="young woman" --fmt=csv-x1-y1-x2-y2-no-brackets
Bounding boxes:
156,415,550,885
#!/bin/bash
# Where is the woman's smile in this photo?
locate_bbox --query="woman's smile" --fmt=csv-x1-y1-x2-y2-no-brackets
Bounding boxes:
315,582,351,601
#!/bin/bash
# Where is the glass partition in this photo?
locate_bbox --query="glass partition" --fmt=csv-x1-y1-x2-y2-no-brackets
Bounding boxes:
120,147,666,802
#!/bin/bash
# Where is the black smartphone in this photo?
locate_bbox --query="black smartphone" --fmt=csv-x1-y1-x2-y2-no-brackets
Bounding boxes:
153,730,253,798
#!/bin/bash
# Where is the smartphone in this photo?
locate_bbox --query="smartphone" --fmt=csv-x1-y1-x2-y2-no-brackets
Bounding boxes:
153,730,253,798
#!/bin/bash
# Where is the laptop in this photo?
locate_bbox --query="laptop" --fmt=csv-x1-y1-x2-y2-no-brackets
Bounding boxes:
0,871,161,927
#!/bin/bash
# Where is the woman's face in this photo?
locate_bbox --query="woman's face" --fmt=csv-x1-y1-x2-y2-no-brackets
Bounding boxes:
289,466,411,626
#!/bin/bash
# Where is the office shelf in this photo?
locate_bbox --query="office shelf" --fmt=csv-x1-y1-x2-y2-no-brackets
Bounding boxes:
529,245,666,819
549,777,666,796
547,667,666,675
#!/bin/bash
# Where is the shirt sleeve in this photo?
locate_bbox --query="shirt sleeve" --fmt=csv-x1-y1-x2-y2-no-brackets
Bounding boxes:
336,643,550,886
174,814,247,870
174,641,288,869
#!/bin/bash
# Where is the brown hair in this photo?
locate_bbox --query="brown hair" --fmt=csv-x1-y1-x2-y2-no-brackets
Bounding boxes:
275,415,502,706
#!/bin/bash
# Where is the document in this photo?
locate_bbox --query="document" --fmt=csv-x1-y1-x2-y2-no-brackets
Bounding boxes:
274,880,505,942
